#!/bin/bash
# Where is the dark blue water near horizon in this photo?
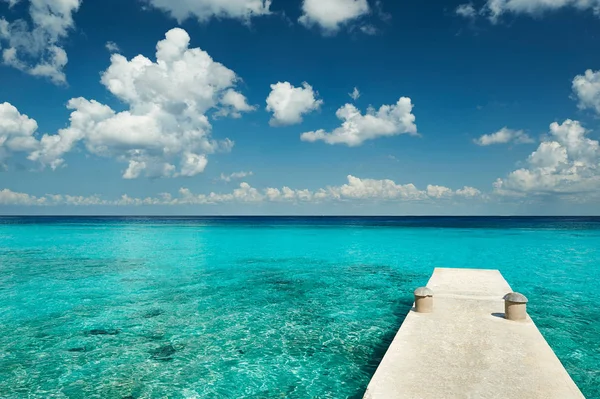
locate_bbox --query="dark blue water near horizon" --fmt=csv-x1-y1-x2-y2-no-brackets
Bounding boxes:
2,215,600,226
0,216,598,398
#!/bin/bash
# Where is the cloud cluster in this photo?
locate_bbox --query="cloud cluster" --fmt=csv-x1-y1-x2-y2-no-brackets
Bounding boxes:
456,0,600,23
175,176,480,204
144,0,271,23
144,0,382,35
572,69,600,115
0,0,81,84
494,120,600,196
266,82,322,126
25,28,252,178
0,102,39,163
474,127,533,146
0,175,482,206
0,189,165,206
301,97,417,146
0,188,46,205
299,0,370,34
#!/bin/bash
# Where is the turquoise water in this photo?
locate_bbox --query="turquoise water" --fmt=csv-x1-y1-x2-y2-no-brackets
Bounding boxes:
0,217,598,398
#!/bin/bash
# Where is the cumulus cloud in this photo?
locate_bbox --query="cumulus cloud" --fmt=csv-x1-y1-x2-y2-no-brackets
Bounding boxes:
349,87,360,101
456,186,483,197
573,69,600,115
144,0,271,23
494,120,600,196
26,28,253,178
474,127,534,146
0,175,483,206
326,175,427,200
177,175,481,204
0,102,40,164
427,185,454,199
0,0,81,84
266,82,322,126
105,41,120,53
301,97,418,146
299,0,370,34
456,0,600,22
0,188,158,206
220,170,253,182
218,89,257,118
0,188,46,205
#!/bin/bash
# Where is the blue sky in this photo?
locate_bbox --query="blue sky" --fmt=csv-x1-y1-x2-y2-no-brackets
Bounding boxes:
1,0,600,215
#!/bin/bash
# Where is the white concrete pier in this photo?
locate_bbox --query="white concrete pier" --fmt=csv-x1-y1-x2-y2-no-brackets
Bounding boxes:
363,268,585,399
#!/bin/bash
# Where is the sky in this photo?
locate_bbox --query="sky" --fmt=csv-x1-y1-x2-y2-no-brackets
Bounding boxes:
1,0,600,215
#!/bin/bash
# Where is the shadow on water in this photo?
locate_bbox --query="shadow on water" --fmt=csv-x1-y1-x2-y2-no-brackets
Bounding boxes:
349,296,415,399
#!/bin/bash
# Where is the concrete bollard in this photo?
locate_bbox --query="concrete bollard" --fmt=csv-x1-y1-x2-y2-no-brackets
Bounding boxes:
503,292,528,321
414,287,434,313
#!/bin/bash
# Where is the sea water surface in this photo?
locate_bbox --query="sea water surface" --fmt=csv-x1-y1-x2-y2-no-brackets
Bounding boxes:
0,216,598,398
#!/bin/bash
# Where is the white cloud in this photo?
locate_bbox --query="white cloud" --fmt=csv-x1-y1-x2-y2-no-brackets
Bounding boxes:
494,120,600,196
266,82,322,126
456,3,477,18
0,176,484,206
328,175,427,200
217,89,256,118
0,0,81,84
474,127,534,146
0,189,113,206
123,160,148,180
0,188,46,205
0,187,173,206
259,176,479,204
180,153,208,177
427,185,454,199
301,97,418,146
457,0,600,23
60,194,107,206
299,0,370,34
27,28,253,178
349,87,360,101
573,69,600,115
144,0,271,23
220,170,253,182
265,186,314,202
0,102,40,164
456,186,482,197
105,41,120,53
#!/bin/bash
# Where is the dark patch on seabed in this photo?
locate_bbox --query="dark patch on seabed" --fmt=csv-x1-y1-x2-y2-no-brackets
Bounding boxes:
85,328,120,336
67,346,86,352
149,344,177,361
143,331,166,341
142,308,164,318
238,257,320,266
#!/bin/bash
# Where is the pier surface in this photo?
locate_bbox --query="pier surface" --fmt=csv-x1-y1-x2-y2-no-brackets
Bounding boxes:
363,268,585,399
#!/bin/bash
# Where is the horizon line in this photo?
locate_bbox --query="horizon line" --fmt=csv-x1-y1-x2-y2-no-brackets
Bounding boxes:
1,215,599,218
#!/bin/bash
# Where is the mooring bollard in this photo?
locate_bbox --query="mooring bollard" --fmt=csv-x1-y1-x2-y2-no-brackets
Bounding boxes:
414,287,434,313
503,292,528,321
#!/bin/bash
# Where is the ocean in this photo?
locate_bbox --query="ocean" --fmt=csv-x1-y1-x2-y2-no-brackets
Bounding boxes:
0,216,598,398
